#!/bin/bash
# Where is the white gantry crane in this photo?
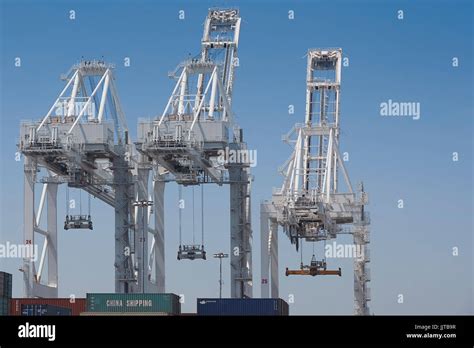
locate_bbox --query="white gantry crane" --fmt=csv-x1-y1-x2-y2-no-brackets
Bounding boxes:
18,60,143,296
260,49,371,315
135,8,253,298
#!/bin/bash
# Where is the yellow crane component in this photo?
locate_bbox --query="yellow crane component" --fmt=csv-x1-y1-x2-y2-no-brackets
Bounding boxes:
285,255,342,277
285,268,342,276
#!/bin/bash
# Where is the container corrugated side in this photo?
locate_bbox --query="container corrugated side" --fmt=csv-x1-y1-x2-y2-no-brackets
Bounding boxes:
86,293,181,314
0,272,12,281
0,272,13,298
21,304,72,316
0,297,10,316
197,298,289,316
80,312,174,316
9,298,86,316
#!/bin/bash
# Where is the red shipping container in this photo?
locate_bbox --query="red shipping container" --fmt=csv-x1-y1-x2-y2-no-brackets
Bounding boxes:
9,298,86,316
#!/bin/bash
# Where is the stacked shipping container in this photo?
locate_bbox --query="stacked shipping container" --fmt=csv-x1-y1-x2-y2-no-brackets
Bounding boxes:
7,293,289,316
85,293,181,315
80,311,173,316
9,298,86,316
197,298,289,316
0,272,13,316
21,304,72,316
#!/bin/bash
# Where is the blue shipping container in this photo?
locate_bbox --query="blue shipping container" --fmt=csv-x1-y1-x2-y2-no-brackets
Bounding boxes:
21,304,72,316
197,298,289,316
0,297,10,316
0,272,13,298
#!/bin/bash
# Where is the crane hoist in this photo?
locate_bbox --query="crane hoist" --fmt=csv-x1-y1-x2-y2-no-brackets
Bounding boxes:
64,186,93,230
177,185,206,260
285,254,341,277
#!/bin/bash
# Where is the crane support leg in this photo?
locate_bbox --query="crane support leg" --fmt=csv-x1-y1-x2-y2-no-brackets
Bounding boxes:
23,158,35,297
260,203,270,298
114,146,134,293
229,146,252,298
135,164,150,292
260,202,279,298
46,182,58,292
353,225,370,315
270,220,278,298
23,157,59,298
153,173,166,292
136,157,165,293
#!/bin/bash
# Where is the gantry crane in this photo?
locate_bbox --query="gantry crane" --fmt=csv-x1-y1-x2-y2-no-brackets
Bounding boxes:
135,8,253,298
260,49,371,315
17,8,251,298
18,60,141,296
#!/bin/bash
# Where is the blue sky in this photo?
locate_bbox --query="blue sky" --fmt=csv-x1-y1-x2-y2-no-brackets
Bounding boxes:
0,0,472,314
